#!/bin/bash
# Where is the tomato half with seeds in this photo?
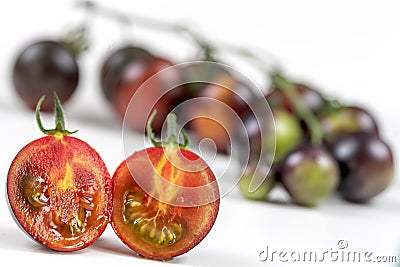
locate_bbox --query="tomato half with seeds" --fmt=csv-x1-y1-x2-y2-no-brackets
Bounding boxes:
111,112,220,259
7,93,111,251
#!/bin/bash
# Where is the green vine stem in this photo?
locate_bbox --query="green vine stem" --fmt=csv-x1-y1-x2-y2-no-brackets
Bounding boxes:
77,0,279,64
270,72,324,145
320,98,343,117
36,92,78,136
57,1,95,57
61,25,90,57
78,0,213,58
146,110,190,150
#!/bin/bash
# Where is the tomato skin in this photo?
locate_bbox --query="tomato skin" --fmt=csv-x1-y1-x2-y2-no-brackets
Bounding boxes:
7,135,112,252
101,46,184,134
13,41,79,111
111,147,220,259
320,106,379,142
186,74,256,153
101,46,152,102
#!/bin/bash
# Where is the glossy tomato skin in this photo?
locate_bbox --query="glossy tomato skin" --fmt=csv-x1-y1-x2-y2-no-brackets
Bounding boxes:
101,46,151,102
279,145,339,206
7,135,112,251
111,147,220,259
330,132,393,203
320,106,379,142
101,47,184,134
13,41,79,111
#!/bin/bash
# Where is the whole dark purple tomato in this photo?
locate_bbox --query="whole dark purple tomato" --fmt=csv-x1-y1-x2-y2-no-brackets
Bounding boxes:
13,41,79,111
330,132,393,203
280,145,339,206
100,46,184,134
101,46,151,102
320,106,379,141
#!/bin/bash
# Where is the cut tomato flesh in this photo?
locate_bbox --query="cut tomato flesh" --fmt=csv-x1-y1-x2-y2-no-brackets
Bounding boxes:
111,147,220,259
7,135,111,251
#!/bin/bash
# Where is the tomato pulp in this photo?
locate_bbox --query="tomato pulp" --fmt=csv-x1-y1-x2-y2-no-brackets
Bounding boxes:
7,94,111,251
111,113,220,259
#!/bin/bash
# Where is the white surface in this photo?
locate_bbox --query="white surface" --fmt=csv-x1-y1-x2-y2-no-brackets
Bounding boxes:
1,1,400,266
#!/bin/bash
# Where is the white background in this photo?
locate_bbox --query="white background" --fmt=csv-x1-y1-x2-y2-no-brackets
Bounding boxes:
0,1,399,266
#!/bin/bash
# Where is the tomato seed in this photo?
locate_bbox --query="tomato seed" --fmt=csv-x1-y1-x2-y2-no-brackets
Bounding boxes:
22,174,48,207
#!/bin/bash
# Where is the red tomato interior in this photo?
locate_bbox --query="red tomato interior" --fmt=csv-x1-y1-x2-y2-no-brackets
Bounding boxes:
7,135,112,251
111,146,219,259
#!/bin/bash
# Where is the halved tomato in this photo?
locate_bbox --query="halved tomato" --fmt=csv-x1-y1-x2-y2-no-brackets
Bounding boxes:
7,93,111,251
111,112,220,259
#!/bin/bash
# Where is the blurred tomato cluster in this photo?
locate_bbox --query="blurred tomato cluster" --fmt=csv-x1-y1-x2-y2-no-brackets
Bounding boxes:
10,1,394,209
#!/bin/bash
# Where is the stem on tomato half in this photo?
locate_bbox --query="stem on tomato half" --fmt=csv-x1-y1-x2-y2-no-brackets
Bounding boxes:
146,110,190,149
270,72,323,145
36,92,78,136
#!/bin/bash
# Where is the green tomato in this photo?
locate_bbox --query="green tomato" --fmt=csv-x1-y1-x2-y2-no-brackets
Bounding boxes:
239,165,275,201
273,110,302,162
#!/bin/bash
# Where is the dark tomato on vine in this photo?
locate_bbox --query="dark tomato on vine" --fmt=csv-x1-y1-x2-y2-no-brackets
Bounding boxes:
13,41,79,111
101,46,151,102
181,62,230,98
100,46,183,134
320,106,379,141
7,94,111,251
266,83,324,115
330,132,393,203
279,145,339,206
185,74,256,153
111,112,219,259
